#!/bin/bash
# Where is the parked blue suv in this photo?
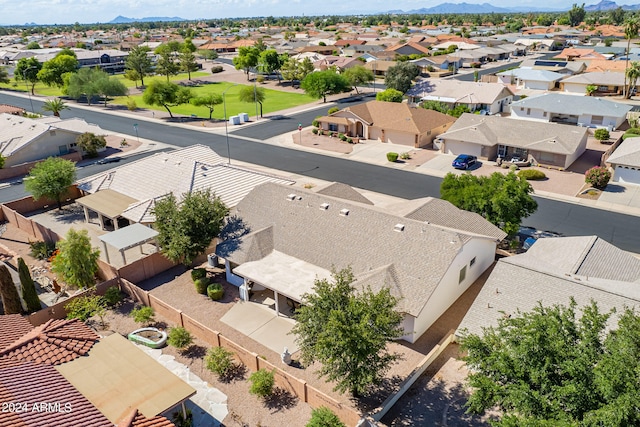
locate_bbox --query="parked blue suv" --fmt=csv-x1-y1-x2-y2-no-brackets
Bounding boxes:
452,154,477,170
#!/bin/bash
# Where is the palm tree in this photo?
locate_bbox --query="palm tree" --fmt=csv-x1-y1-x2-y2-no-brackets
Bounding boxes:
42,98,69,117
624,18,639,99
627,61,640,98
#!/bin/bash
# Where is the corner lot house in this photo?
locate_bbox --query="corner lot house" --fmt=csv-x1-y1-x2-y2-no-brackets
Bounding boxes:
406,79,514,115
607,136,640,185
216,182,506,343
510,93,632,130
560,71,626,95
315,100,456,148
0,113,107,166
436,113,588,168
457,236,640,338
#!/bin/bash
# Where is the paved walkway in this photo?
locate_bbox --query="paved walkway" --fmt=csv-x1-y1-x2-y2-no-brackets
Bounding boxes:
135,344,228,427
220,301,299,355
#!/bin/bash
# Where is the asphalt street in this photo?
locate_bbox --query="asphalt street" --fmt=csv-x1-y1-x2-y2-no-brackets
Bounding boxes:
2,91,640,253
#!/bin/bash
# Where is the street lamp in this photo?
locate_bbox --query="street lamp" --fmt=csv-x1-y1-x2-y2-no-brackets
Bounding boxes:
22,66,37,114
222,83,239,165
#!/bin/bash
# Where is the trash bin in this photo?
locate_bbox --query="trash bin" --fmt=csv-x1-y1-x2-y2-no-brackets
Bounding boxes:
207,254,218,267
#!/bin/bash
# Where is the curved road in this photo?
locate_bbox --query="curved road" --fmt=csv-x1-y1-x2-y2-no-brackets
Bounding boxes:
2,92,639,253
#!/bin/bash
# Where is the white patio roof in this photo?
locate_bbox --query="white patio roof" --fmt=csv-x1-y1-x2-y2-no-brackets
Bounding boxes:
98,223,158,251
233,251,332,302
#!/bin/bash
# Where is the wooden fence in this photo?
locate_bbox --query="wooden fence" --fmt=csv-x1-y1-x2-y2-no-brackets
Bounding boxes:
119,278,363,426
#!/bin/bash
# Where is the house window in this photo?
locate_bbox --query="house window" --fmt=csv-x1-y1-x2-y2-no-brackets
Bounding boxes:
459,266,466,284
329,124,338,132
470,257,476,267
592,115,603,125
543,112,547,117
526,108,531,115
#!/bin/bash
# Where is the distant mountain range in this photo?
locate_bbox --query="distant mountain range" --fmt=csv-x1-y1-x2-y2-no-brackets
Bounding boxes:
389,0,640,14
108,15,186,24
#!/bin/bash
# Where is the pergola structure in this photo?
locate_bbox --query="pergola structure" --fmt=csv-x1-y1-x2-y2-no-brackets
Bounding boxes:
76,189,137,230
98,223,159,265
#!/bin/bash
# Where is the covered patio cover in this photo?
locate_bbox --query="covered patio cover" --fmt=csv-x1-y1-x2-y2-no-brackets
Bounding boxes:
98,222,159,265
55,334,196,424
233,250,332,303
76,189,137,229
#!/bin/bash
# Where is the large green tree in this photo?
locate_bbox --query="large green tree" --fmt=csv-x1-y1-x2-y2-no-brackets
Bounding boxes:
301,70,351,103
232,46,260,80
376,88,404,102
291,267,404,396
125,46,153,87
385,61,420,94
342,65,374,94
152,189,228,265
463,299,640,426
258,49,285,81
191,93,223,119
65,67,104,105
142,80,192,118
440,171,537,236
0,67,8,85
18,257,41,313
75,132,106,158
567,3,586,27
626,61,640,97
238,85,265,118
38,54,78,87
51,229,100,289
25,157,77,210
179,47,199,80
95,76,127,106
15,57,42,95
155,43,180,81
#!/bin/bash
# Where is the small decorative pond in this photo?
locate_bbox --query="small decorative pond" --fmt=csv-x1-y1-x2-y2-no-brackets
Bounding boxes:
127,327,167,349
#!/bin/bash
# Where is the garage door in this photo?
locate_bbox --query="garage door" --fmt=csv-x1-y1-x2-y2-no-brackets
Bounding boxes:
445,141,482,158
615,166,640,185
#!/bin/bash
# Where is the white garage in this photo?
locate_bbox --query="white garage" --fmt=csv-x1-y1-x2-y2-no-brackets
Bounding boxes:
607,137,640,186
442,140,483,158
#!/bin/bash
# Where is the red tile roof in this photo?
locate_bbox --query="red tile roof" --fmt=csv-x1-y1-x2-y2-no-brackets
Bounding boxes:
0,318,99,366
0,360,112,427
117,409,175,427
0,315,34,352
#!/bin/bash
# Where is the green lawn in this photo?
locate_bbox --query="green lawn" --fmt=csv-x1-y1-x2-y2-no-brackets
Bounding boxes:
112,80,317,119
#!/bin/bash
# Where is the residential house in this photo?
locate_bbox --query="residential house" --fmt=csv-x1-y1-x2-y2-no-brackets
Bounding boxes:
342,44,384,58
0,315,192,426
510,93,632,129
407,79,514,115
554,47,607,61
436,113,588,168
315,100,456,148
0,113,107,167
75,144,294,229
497,68,564,90
313,56,361,71
216,182,506,343
606,136,640,185
457,236,640,338
519,59,587,75
560,71,626,95
385,42,431,57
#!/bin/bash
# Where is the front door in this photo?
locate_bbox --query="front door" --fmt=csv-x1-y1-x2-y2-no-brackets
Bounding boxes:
498,145,507,158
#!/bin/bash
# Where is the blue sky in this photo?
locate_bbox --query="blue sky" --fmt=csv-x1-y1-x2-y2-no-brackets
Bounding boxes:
1,0,576,26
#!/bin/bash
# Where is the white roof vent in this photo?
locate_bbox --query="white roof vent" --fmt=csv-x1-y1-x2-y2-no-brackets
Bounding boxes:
320,203,330,210
286,193,297,201
339,208,350,216
394,223,405,232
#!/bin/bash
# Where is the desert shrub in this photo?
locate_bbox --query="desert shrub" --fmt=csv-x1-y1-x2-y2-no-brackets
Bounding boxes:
191,268,207,282
207,283,224,300
249,369,275,398
103,286,122,306
172,408,193,427
29,240,56,260
306,407,346,427
585,166,611,189
126,99,137,111
386,152,399,162
256,74,265,83
131,306,155,325
622,132,640,140
65,294,106,323
594,128,610,142
518,169,546,180
346,138,353,143
312,128,318,135
195,277,210,295
399,152,411,160
211,66,224,73
205,346,234,377
509,164,519,172
168,327,193,351
312,119,319,127
327,107,339,115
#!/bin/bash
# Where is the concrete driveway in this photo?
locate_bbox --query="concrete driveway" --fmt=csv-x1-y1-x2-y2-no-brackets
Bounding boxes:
599,183,640,210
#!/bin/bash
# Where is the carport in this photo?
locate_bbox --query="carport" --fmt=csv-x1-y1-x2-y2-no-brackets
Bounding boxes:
76,189,138,230
98,222,159,265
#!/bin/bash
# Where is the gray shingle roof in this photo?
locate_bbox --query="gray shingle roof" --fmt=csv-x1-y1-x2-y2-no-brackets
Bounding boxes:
406,79,514,104
457,236,640,337
511,93,632,117
217,183,501,316
441,113,588,155
606,136,640,167
315,182,374,205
